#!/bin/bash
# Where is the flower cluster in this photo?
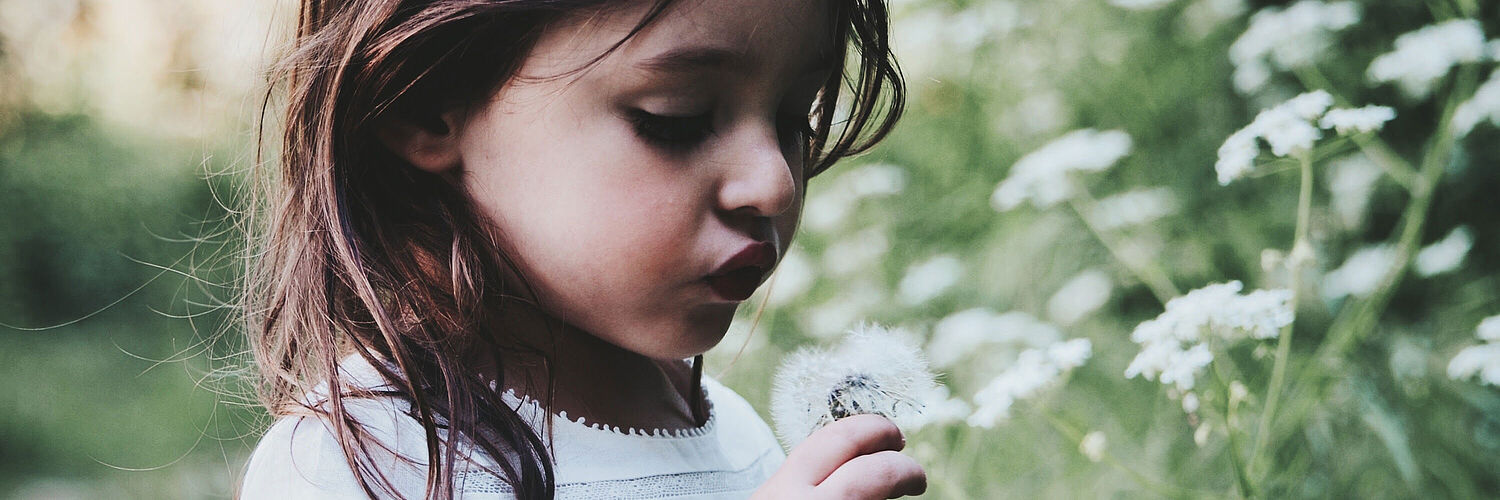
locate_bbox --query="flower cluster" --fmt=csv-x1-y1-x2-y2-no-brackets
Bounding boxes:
991,129,1132,211
1454,69,1500,137
1447,315,1500,386
1125,281,1293,391
1367,19,1490,99
1216,90,1395,185
1229,0,1359,94
967,338,1093,428
771,324,938,447
1321,244,1395,301
927,308,1062,368
1414,226,1474,277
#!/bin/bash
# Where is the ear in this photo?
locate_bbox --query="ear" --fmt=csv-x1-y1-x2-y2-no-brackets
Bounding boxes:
374,109,464,174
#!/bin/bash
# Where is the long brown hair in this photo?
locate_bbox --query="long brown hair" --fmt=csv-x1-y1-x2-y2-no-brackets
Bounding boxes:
245,0,905,498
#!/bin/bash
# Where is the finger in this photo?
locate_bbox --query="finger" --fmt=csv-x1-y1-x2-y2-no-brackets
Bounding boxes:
779,414,905,486
816,449,927,499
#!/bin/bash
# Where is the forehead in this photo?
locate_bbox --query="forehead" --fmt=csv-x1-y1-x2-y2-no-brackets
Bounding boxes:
519,0,836,83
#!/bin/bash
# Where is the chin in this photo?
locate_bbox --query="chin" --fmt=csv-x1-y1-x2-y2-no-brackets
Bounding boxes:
655,308,736,360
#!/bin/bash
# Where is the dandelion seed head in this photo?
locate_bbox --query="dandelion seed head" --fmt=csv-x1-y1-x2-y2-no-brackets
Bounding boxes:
771,324,938,447
1368,20,1488,99
1415,226,1473,277
1319,105,1396,135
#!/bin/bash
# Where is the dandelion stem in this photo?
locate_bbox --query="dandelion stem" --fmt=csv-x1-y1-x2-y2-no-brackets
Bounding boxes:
1066,188,1181,305
1246,152,1313,483
1292,65,1421,192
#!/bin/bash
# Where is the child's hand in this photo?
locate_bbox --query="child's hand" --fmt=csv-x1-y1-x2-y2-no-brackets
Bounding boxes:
753,414,927,499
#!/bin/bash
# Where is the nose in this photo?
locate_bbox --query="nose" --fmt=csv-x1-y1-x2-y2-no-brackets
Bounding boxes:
714,126,799,218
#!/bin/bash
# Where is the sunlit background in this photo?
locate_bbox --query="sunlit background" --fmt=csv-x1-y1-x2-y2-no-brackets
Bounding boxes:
1,0,1497,498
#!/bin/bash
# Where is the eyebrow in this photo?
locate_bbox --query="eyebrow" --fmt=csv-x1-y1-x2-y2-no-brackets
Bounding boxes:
634,46,837,76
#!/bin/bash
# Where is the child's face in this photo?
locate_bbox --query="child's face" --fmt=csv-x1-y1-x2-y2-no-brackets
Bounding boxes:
454,0,833,359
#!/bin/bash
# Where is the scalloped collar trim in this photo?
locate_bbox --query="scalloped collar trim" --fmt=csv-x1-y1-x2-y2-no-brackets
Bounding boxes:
496,383,718,440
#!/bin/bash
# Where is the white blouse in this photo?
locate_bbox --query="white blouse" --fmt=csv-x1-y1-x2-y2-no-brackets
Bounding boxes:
240,357,785,499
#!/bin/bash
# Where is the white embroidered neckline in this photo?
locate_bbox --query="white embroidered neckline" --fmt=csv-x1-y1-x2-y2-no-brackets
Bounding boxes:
496,382,718,440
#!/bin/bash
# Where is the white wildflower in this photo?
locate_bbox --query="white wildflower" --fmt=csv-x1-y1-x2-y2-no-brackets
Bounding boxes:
1476,315,1500,342
1194,423,1213,446
1079,431,1108,462
1216,90,1337,184
1181,392,1201,413
1327,154,1383,229
823,227,889,276
802,164,908,233
992,129,1133,211
801,284,884,340
1321,244,1396,300
928,308,1062,367
967,338,1092,427
1447,344,1500,386
1047,269,1114,326
1126,281,1293,391
897,255,963,305
1109,0,1173,10
1181,0,1248,40
1368,19,1488,99
1453,69,1500,137
767,249,815,306
771,324,939,447
1229,0,1359,94
1091,188,1179,230
1319,105,1396,135
1414,226,1473,277
907,385,973,430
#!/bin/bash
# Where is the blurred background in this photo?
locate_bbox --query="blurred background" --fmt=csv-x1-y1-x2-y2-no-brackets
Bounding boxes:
0,0,1496,498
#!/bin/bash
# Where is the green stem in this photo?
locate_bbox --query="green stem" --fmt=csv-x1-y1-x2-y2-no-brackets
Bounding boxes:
1036,409,1195,498
1247,153,1313,482
1292,65,1421,192
1066,189,1182,305
1210,358,1255,499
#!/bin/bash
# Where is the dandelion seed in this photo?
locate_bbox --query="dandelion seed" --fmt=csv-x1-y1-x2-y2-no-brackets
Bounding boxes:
1047,269,1114,326
1322,244,1396,301
771,324,939,447
1228,0,1359,94
897,255,963,305
907,385,973,430
1319,105,1396,135
1453,69,1500,137
1126,282,1292,391
967,338,1092,427
1415,226,1473,277
1079,431,1108,462
1090,188,1180,230
991,129,1133,211
1368,19,1488,99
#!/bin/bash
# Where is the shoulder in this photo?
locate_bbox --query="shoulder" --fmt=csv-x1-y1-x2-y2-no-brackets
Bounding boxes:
702,377,786,465
240,368,446,499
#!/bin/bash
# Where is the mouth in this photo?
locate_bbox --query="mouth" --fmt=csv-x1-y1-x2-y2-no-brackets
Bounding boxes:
704,241,777,302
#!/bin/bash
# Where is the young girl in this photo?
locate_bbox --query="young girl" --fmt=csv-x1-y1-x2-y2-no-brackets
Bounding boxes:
238,0,921,498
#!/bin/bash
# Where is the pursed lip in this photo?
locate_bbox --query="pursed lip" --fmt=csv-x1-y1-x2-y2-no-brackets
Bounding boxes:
704,241,777,302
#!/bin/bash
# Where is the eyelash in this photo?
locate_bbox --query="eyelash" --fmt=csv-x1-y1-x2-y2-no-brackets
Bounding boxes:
627,109,818,152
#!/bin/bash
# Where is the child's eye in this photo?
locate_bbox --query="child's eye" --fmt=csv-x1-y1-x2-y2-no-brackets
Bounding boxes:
628,109,714,150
